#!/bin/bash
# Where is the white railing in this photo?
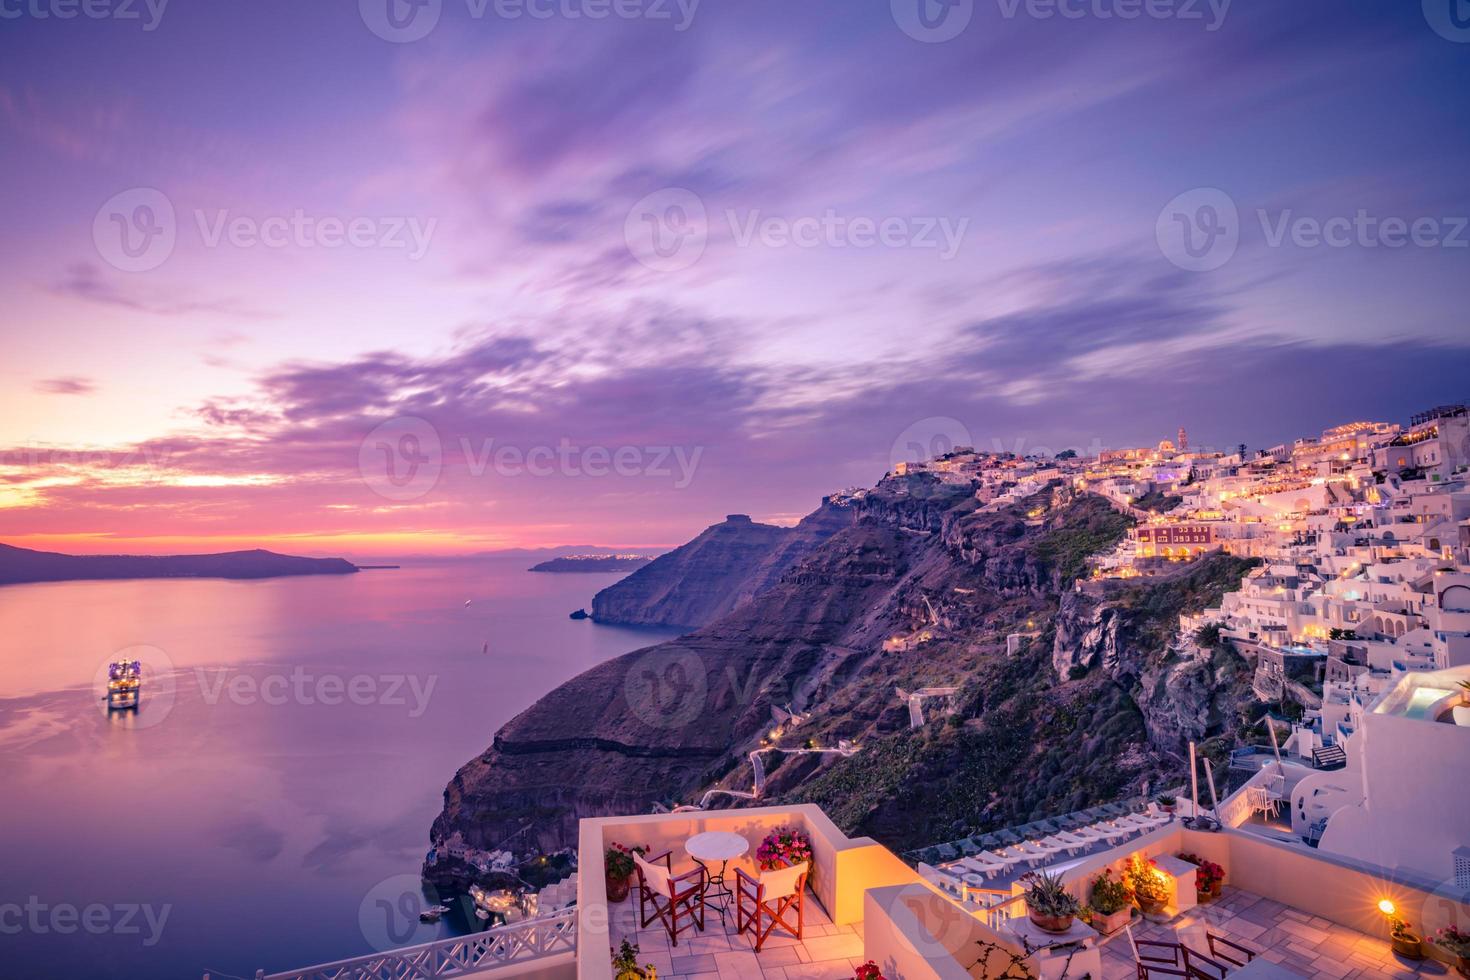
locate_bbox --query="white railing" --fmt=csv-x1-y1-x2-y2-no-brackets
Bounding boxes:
258,908,577,980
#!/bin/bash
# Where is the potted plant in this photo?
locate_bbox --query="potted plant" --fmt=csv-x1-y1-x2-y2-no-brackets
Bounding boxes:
757,826,814,870
1087,869,1133,935
611,938,657,979
1433,926,1470,977
1179,852,1224,900
1024,869,1081,934
1156,794,1177,815
1390,915,1426,961
853,962,887,980
1124,854,1170,915
604,843,644,903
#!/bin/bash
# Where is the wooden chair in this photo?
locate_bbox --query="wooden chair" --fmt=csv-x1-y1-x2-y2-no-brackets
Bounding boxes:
1201,932,1257,969
735,861,808,952
634,850,707,946
1125,926,1228,979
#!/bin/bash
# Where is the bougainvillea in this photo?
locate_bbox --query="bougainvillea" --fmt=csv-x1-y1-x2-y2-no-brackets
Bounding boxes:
756,826,813,870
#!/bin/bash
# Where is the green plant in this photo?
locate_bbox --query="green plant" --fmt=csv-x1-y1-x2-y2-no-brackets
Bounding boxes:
853,961,887,980
1124,855,1170,909
604,843,645,880
1024,870,1081,919
1088,869,1131,915
1156,794,1176,807
611,939,656,979
1391,916,1417,940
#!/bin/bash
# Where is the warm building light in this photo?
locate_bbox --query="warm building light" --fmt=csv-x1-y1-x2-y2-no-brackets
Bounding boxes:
1378,899,1396,916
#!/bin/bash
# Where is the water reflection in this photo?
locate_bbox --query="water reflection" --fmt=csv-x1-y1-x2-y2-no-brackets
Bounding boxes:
0,559,681,979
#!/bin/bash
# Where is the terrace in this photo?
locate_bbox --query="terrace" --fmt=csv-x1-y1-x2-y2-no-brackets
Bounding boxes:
258,797,1470,980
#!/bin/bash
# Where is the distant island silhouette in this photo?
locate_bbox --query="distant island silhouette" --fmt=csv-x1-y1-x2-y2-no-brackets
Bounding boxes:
0,543,358,586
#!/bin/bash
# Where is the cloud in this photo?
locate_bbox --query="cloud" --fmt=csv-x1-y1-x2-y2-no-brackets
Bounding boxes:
51,262,274,319
35,376,95,396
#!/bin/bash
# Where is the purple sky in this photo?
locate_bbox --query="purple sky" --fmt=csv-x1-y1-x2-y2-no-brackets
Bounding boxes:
1,0,1468,556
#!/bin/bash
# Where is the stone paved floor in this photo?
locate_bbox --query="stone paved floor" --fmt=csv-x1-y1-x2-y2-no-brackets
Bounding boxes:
1095,887,1456,979
611,886,865,980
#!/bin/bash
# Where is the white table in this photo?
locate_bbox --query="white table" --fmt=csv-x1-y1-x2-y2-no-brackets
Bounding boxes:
686,831,749,918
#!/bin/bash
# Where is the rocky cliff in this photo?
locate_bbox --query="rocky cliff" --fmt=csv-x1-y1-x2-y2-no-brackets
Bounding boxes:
589,497,855,629
427,476,1257,870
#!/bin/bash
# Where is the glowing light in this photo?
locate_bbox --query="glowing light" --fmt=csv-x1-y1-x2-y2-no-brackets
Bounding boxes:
1378,899,1396,916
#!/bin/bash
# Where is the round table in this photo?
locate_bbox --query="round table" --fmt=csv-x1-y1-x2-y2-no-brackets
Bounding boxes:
685,831,749,919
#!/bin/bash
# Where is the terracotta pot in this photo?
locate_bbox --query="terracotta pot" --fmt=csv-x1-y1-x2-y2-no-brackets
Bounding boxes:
1027,910,1075,934
1452,953,1470,979
1392,934,1425,961
1092,907,1132,936
606,874,631,903
1136,898,1166,916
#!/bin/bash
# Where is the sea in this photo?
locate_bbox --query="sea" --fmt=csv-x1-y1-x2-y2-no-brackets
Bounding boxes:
0,558,681,979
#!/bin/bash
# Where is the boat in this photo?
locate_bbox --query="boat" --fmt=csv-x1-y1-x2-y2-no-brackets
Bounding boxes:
418,904,451,923
106,659,142,710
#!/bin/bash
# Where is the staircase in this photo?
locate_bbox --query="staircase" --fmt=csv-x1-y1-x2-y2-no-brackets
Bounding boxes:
1312,744,1347,770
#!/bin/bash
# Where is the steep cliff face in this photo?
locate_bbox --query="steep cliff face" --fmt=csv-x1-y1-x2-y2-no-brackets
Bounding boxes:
589,498,854,629
427,478,1256,869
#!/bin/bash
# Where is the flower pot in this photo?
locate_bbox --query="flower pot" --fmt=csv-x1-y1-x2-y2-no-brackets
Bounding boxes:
1392,934,1425,961
606,874,631,903
1092,907,1132,936
1454,954,1470,979
1136,898,1166,916
1027,910,1075,934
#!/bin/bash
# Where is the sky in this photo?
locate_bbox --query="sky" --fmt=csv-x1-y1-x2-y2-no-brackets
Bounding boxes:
1,0,1468,557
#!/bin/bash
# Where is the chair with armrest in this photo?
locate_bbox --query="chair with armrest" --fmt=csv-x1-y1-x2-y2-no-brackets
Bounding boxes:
1200,932,1256,969
634,849,707,946
1126,926,1228,979
735,861,808,952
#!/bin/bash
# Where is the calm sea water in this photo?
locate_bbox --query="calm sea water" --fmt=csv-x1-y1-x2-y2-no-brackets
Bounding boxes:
0,559,680,980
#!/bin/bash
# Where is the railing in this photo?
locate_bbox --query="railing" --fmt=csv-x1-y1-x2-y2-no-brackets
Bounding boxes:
258,909,577,980
983,892,1027,932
